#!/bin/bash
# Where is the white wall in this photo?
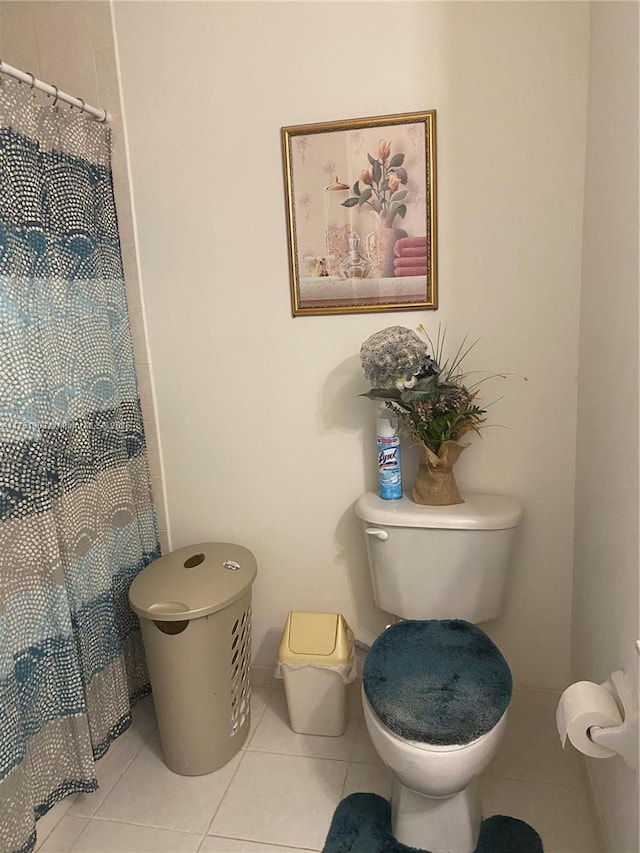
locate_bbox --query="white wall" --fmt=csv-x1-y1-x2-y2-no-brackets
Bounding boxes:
572,3,639,850
113,1,590,689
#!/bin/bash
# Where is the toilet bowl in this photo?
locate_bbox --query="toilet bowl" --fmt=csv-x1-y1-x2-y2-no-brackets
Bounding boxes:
361,619,512,853
363,693,508,852
355,492,522,853
362,693,508,799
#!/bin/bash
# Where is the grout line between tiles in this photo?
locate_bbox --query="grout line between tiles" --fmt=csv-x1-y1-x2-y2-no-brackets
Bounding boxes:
482,769,587,788
77,815,203,833
36,728,148,845
481,774,591,792
69,736,146,820
340,716,365,800
71,815,204,853
78,812,206,841
34,796,78,850
65,816,92,853
203,748,350,845
199,832,320,852
203,750,248,837
242,687,274,752
238,744,360,764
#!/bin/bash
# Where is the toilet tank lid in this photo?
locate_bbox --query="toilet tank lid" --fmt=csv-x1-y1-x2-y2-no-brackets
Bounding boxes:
355,492,523,530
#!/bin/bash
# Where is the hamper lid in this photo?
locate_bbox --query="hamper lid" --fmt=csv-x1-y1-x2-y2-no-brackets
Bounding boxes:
363,619,512,745
128,542,257,621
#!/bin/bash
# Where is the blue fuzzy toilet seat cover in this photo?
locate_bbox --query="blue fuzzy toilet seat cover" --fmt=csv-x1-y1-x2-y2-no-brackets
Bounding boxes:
363,619,512,746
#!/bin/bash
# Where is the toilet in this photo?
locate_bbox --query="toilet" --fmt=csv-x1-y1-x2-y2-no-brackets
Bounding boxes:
355,491,523,853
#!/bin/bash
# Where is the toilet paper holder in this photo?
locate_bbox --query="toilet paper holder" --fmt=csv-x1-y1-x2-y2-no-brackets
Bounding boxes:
585,670,638,771
558,670,638,771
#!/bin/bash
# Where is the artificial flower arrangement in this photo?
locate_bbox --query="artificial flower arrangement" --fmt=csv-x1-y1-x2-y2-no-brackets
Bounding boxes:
360,325,491,505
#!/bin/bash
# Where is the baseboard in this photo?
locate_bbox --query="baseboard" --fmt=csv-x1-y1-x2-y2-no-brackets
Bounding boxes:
510,686,561,711
251,665,274,688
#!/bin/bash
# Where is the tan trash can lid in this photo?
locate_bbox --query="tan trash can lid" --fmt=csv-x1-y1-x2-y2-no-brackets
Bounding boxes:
129,542,257,621
278,611,354,667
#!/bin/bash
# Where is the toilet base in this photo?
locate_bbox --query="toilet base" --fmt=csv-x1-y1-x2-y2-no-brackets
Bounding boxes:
391,777,482,853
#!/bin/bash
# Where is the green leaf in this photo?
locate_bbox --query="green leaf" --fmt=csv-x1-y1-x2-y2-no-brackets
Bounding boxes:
341,197,360,208
388,202,407,221
429,413,455,439
400,380,438,402
367,152,376,166
390,189,408,203
414,375,439,392
359,388,402,401
359,187,373,204
372,160,382,184
389,153,405,167
401,389,430,403
392,167,408,184
352,181,361,197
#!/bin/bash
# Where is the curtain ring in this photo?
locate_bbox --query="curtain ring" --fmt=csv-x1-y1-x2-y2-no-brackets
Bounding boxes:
51,84,59,106
75,97,85,114
27,71,36,88
100,107,108,123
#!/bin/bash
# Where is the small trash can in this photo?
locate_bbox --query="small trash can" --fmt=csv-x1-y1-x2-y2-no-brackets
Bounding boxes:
277,611,356,736
129,542,257,775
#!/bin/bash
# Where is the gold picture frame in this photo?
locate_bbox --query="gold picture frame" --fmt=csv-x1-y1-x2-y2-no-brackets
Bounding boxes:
281,111,437,317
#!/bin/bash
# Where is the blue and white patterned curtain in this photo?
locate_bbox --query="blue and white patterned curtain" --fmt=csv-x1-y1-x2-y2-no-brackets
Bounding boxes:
0,77,160,853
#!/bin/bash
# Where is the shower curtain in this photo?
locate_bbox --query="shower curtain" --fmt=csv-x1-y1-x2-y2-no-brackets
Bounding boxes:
0,77,160,853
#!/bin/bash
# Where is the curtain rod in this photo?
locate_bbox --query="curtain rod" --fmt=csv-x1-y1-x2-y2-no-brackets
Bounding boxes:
0,59,109,123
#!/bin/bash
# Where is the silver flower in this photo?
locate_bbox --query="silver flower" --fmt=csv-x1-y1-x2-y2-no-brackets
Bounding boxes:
360,326,431,389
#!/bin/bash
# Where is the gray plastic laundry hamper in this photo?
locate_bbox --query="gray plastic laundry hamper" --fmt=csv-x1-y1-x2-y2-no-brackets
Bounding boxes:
129,542,257,775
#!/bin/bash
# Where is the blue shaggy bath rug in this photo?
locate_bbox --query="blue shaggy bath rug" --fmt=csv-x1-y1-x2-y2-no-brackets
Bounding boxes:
323,793,543,853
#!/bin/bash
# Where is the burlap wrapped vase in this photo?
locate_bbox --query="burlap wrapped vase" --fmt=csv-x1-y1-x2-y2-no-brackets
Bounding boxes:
412,440,467,506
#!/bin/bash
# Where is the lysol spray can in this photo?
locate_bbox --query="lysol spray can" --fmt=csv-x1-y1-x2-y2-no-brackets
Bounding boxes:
377,410,402,500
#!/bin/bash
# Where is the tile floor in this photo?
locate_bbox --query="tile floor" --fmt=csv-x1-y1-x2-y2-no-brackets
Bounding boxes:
34,681,604,853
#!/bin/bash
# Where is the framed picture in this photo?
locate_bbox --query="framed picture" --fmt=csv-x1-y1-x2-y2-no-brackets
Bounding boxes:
281,111,437,317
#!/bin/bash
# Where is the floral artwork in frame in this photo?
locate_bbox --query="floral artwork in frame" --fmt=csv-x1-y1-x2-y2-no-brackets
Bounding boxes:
281,111,437,317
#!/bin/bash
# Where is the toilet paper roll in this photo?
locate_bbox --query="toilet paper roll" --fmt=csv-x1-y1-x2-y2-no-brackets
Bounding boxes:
556,681,623,759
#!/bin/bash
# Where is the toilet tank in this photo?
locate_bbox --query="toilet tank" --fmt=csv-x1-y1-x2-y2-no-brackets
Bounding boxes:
355,492,523,623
